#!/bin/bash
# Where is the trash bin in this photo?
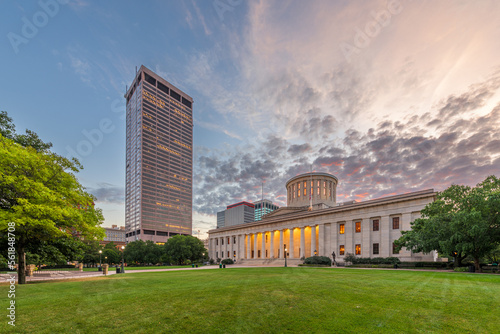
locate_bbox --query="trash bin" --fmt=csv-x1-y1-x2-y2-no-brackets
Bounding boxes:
219,264,222,268
116,267,121,274
393,264,398,269
192,264,195,268
98,267,102,272
468,265,475,273
195,265,198,268
223,264,226,268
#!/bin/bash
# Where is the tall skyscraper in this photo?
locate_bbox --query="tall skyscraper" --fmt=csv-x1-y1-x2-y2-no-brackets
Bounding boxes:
125,65,193,243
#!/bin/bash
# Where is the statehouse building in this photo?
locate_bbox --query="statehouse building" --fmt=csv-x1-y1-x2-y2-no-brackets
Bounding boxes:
208,172,437,265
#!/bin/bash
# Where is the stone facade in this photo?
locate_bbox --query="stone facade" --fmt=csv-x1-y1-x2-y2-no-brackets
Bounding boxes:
208,185,437,264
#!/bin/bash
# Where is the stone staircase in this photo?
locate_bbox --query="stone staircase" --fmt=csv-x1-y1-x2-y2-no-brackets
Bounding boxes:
236,258,303,267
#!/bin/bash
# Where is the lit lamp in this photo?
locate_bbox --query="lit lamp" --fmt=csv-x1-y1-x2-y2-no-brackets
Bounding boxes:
314,249,317,256
105,256,107,264
233,253,236,263
284,247,288,267
121,245,125,274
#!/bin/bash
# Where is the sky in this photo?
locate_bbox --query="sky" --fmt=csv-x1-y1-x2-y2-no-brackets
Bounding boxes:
2,0,500,239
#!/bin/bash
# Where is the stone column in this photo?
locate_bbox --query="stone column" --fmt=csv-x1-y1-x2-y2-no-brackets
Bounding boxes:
401,213,412,257
318,224,325,256
254,233,258,259
246,234,251,259
311,225,316,257
380,216,390,257
270,231,275,258
279,229,284,258
261,232,266,258
300,227,305,258
362,218,371,257
289,228,294,258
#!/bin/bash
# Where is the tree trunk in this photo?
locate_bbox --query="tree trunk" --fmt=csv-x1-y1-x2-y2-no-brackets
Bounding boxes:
17,237,26,284
474,257,481,273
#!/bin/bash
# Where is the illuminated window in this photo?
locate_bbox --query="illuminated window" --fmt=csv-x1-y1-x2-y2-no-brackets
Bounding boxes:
227,237,230,244
392,217,400,229
355,244,361,255
339,223,345,234
373,219,379,231
227,251,230,257
393,242,399,254
373,243,379,255
304,181,307,196
339,245,345,255
317,181,320,195
298,183,301,197
293,185,295,199
355,221,361,233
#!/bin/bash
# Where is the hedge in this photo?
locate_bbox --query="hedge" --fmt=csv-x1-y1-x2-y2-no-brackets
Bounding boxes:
303,256,332,266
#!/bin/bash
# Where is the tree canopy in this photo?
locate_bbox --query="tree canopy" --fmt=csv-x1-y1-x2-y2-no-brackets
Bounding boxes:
396,175,500,271
0,111,104,283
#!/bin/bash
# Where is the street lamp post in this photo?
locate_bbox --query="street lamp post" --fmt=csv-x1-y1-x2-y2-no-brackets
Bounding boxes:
121,246,125,274
99,250,102,269
314,249,317,257
284,247,288,267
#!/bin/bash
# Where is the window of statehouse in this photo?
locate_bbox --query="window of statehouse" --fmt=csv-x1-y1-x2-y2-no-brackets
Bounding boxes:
373,219,379,231
355,244,361,255
393,217,400,229
373,243,379,255
355,221,361,233
339,223,345,234
339,245,345,255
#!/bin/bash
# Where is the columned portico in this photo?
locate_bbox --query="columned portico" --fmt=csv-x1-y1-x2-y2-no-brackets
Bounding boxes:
318,224,325,256
289,228,294,258
246,234,251,259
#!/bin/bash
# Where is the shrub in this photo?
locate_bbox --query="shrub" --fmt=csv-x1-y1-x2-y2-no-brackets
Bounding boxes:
209,258,215,265
344,254,401,265
453,267,469,272
304,256,332,266
221,259,234,265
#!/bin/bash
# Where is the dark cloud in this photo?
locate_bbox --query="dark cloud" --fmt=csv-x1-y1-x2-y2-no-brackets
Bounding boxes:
90,183,124,204
288,143,312,155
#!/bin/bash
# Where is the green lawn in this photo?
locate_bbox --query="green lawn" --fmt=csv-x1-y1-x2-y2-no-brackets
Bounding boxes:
1,268,499,333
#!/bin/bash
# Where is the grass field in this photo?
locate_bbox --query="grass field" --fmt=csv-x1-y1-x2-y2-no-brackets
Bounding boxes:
1,267,499,333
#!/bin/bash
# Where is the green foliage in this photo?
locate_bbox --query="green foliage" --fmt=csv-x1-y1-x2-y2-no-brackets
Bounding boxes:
209,258,215,265
453,267,469,272
0,120,105,283
165,235,206,265
303,256,332,266
344,253,400,265
396,175,500,272
221,259,233,265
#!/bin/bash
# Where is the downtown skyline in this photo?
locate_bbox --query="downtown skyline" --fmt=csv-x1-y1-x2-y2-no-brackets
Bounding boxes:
2,0,500,239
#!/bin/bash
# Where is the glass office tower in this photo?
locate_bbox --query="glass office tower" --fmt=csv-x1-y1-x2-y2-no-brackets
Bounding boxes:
125,65,193,243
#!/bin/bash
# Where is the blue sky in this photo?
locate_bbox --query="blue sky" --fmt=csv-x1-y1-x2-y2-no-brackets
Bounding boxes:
2,1,500,238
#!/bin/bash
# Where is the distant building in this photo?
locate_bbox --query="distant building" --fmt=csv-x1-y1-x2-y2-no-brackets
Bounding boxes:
217,201,255,228
217,211,225,229
102,225,126,248
253,199,279,221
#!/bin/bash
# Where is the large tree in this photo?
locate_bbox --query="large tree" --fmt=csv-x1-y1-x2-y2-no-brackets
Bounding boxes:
165,235,206,265
0,112,104,283
396,175,500,272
